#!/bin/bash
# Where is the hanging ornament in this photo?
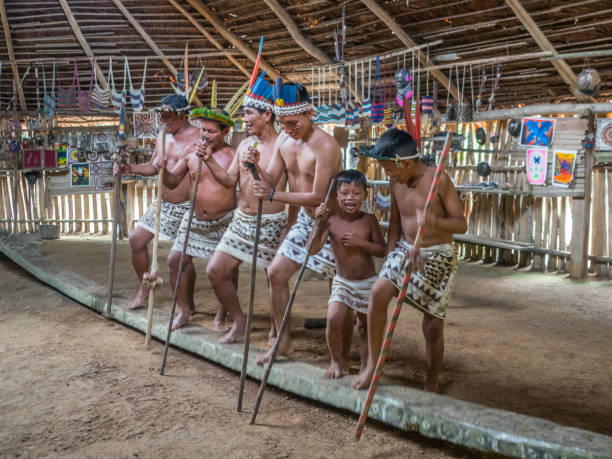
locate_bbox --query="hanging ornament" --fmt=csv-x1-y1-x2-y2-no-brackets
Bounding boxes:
577,68,601,96
394,68,413,106
507,118,521,137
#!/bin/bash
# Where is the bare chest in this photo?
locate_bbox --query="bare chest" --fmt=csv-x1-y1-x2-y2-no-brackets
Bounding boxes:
328,215,371,241
392,181,445,216
282,146,316,180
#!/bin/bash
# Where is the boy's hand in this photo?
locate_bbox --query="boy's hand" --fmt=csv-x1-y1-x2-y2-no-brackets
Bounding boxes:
118,163,131,175
340,232,362,248
407,244,425,272
315,203,329,220
253,179,273,200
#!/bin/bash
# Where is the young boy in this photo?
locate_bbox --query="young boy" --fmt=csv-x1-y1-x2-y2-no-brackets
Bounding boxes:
352,128,467,393
312,170,386,379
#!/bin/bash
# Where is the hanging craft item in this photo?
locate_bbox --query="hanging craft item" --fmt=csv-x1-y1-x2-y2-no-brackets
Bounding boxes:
91,58,110,110
456,65,472,122
361,58,372,117
77,60,94,113
487,64,501,111
57,145,68,167
134,112,160,139
526,148,548,185
110,57,128,115
370,57,384,124
507,118,521,137
552,150,576,187
127,57,147,112
375,188,391,209
445,65,457,121
71,163,90,187
44,150,57,169
317,66,329,123
595,118,612,151
520,118,555,147
477,161,491,177
475,67,487,111
394,68,413,107
577,68,601,96
475,126,487,145
490,121,501,144
57,58,79,109
23,150,42,169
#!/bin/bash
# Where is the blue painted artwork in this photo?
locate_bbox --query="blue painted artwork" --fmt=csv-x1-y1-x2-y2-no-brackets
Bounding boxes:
520,118,556,147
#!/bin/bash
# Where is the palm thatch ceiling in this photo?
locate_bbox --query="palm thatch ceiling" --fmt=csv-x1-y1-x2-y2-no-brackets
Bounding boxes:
1,0,611,114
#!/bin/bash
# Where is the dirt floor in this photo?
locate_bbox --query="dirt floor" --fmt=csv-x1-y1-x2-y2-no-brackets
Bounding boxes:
33,236,612,438
0,258,470,458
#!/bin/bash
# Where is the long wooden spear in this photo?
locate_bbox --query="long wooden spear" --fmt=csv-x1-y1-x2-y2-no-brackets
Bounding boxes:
144,125,167,348
354,131,452,441
237,144,261,412
250,179,336,424
160,137,205,375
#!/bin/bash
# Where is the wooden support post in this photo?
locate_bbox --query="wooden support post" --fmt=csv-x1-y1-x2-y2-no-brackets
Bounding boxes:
84,194,91,233
591,168,606,276
102,192,110,235
53,196,60,233
569,114,595,279
184,0,281,80
58,0,108,89
360,0,459,100
125,182,134,235
559,197,567,273
504,0,591,102
75,194,83,233
167,0,250,78
68,195,75,234
0,177,7,231
607,170,612,278
0,0,26,110
136,181,144,228
17,174,28,233
92,194,100,234
533,197,544,270
547,198,558,272
111,0,204,106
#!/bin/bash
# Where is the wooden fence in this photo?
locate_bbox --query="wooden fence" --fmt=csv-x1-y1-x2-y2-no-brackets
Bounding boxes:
1,119,611,279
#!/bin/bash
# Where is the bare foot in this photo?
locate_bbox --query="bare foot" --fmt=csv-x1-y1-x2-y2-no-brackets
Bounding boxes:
268,328,277,347
219,317,246,344
324,360,344,379
352,365,374,390
214,314,229,334
171,310,191,330
256,338,295,365
128,283,150,310
424,380,440,393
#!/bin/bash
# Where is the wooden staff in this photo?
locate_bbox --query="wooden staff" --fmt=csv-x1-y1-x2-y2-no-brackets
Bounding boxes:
105,145,124,318
250,179,336,425
144,125,167,348
237,146,261,412
160,144,204,375
354,132,452,441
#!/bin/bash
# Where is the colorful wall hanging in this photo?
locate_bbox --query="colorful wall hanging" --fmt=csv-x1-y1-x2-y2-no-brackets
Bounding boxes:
526,148,548,185
71,163,90,187
520,118,556,147
44,150,57,169
133,112,159,139
23,150,42,169
552,150,576,188
57,145,68,167
595,118,612,151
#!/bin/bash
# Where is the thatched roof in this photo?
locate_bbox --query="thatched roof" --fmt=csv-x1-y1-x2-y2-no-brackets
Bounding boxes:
1,0,611,113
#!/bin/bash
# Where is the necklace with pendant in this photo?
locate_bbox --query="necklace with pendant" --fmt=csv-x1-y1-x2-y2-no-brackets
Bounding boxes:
406,170,425,190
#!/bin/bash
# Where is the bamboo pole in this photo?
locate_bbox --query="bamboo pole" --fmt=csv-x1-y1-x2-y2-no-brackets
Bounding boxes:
591,169,606,276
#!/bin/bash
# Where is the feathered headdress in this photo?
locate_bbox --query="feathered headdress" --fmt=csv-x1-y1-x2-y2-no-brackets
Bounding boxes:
273,78,311,116
243,72,273,112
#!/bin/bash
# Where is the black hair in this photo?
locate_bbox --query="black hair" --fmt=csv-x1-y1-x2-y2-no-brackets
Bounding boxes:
370,127,418,160
336,169,368,191
255,107,276,124
294,82,311,104
160,94,189,111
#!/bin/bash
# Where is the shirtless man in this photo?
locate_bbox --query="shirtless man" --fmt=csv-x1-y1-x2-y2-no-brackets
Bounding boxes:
123,95,197,310
245,81,342,364
352,128,467,393
203,75,289,344
158,107,237,330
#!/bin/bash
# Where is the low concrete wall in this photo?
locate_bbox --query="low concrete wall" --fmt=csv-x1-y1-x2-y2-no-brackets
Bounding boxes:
1,235,611,459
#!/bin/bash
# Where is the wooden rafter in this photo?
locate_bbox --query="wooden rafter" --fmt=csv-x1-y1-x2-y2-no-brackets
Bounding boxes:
184,0,281,80
110,0,203,106
58,0,108,89
167,0,250,78
504,0,593,102
262,0,331,65
0,0,26,110
360,0,459,100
